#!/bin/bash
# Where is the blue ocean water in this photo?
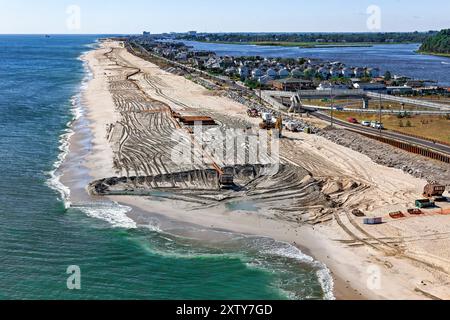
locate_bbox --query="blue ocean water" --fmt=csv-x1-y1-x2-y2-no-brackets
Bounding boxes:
0,35,331,300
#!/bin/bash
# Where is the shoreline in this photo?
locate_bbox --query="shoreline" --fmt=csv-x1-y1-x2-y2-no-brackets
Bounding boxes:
58,41,340,300
76,40,349,300
69,39,450,300
417,51,450,58
185,40,420,48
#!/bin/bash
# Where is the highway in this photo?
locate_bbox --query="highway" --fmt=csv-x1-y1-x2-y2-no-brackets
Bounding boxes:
313,111,450,156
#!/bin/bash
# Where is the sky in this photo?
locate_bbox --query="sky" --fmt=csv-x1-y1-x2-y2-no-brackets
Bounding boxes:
0,0,449,34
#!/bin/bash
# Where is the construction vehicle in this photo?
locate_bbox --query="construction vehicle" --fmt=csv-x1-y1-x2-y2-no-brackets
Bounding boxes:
423,182,446,198
219,173,234,186
274,116,283,138
247,108,260,118
285,121,299,132
415,199,435,209
352,209,365,217
289,94,303,113
259,112,276,130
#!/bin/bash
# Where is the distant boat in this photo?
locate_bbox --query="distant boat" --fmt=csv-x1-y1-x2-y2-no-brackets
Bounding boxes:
45,35,51,38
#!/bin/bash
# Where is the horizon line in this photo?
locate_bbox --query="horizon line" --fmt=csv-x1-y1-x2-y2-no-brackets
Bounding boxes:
0,30,442,36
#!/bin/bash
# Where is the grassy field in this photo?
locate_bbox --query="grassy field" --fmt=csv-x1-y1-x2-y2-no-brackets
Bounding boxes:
329,111,450,143
305,98,436,111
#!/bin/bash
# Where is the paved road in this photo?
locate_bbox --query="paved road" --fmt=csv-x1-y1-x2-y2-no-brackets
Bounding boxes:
313,112,450,156
366,92,450,111
268,90,450,112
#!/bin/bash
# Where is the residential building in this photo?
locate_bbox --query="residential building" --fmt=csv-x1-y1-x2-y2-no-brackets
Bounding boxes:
367,68,380,78
252,68,264,79
387,86,413,95
353,82,387,93
266,68,278,78
353,67,365,78
278,68,290,79
342,68,353,78
272,78,315,91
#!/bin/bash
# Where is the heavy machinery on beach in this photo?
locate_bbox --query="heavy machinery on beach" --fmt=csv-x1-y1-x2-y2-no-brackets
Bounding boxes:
259,113,283,138
423,182,446,200
259,112,276,130
247,108,260,118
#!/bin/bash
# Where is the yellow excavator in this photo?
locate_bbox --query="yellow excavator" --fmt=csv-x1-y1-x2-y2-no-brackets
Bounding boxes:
274,116,283,138
260,114,283,138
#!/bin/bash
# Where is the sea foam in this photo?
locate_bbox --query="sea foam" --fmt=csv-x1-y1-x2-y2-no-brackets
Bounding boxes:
46,50,93,209
76,202,136,229
263,242,335,300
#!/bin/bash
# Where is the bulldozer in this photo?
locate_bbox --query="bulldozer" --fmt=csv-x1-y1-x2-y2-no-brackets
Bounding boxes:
423,182,446,199
259,114,283,138
259,112,276,130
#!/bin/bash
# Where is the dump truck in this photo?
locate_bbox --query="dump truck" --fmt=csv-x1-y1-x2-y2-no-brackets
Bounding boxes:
423,182,446,198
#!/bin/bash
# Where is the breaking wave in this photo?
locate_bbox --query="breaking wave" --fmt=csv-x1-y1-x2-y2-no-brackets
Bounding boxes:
46,56,92,208
75,202,136,229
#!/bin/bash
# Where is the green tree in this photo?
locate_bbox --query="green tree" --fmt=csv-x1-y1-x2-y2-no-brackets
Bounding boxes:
420,29,450,54
384,71,392,81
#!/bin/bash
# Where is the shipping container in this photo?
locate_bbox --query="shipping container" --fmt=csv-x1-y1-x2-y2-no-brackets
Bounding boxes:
364,217,383,225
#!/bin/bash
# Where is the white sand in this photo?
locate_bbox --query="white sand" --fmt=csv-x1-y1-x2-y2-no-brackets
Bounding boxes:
80,40,450,300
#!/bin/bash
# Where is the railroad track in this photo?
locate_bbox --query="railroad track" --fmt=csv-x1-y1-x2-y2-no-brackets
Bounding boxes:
313,112,450,157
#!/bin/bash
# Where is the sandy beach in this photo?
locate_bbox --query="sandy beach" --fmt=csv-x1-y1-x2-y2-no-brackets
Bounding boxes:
75,39,450,300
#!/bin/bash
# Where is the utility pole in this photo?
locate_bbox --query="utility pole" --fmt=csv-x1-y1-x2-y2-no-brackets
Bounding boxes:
378,92,382,135
259,86,262,105
330,89,334,127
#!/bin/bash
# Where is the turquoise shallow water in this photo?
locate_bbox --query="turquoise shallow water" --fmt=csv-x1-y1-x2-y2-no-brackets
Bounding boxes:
0,35,331,300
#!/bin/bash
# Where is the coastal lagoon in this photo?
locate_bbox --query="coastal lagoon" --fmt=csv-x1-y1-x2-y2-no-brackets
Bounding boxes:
181,41,450,86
